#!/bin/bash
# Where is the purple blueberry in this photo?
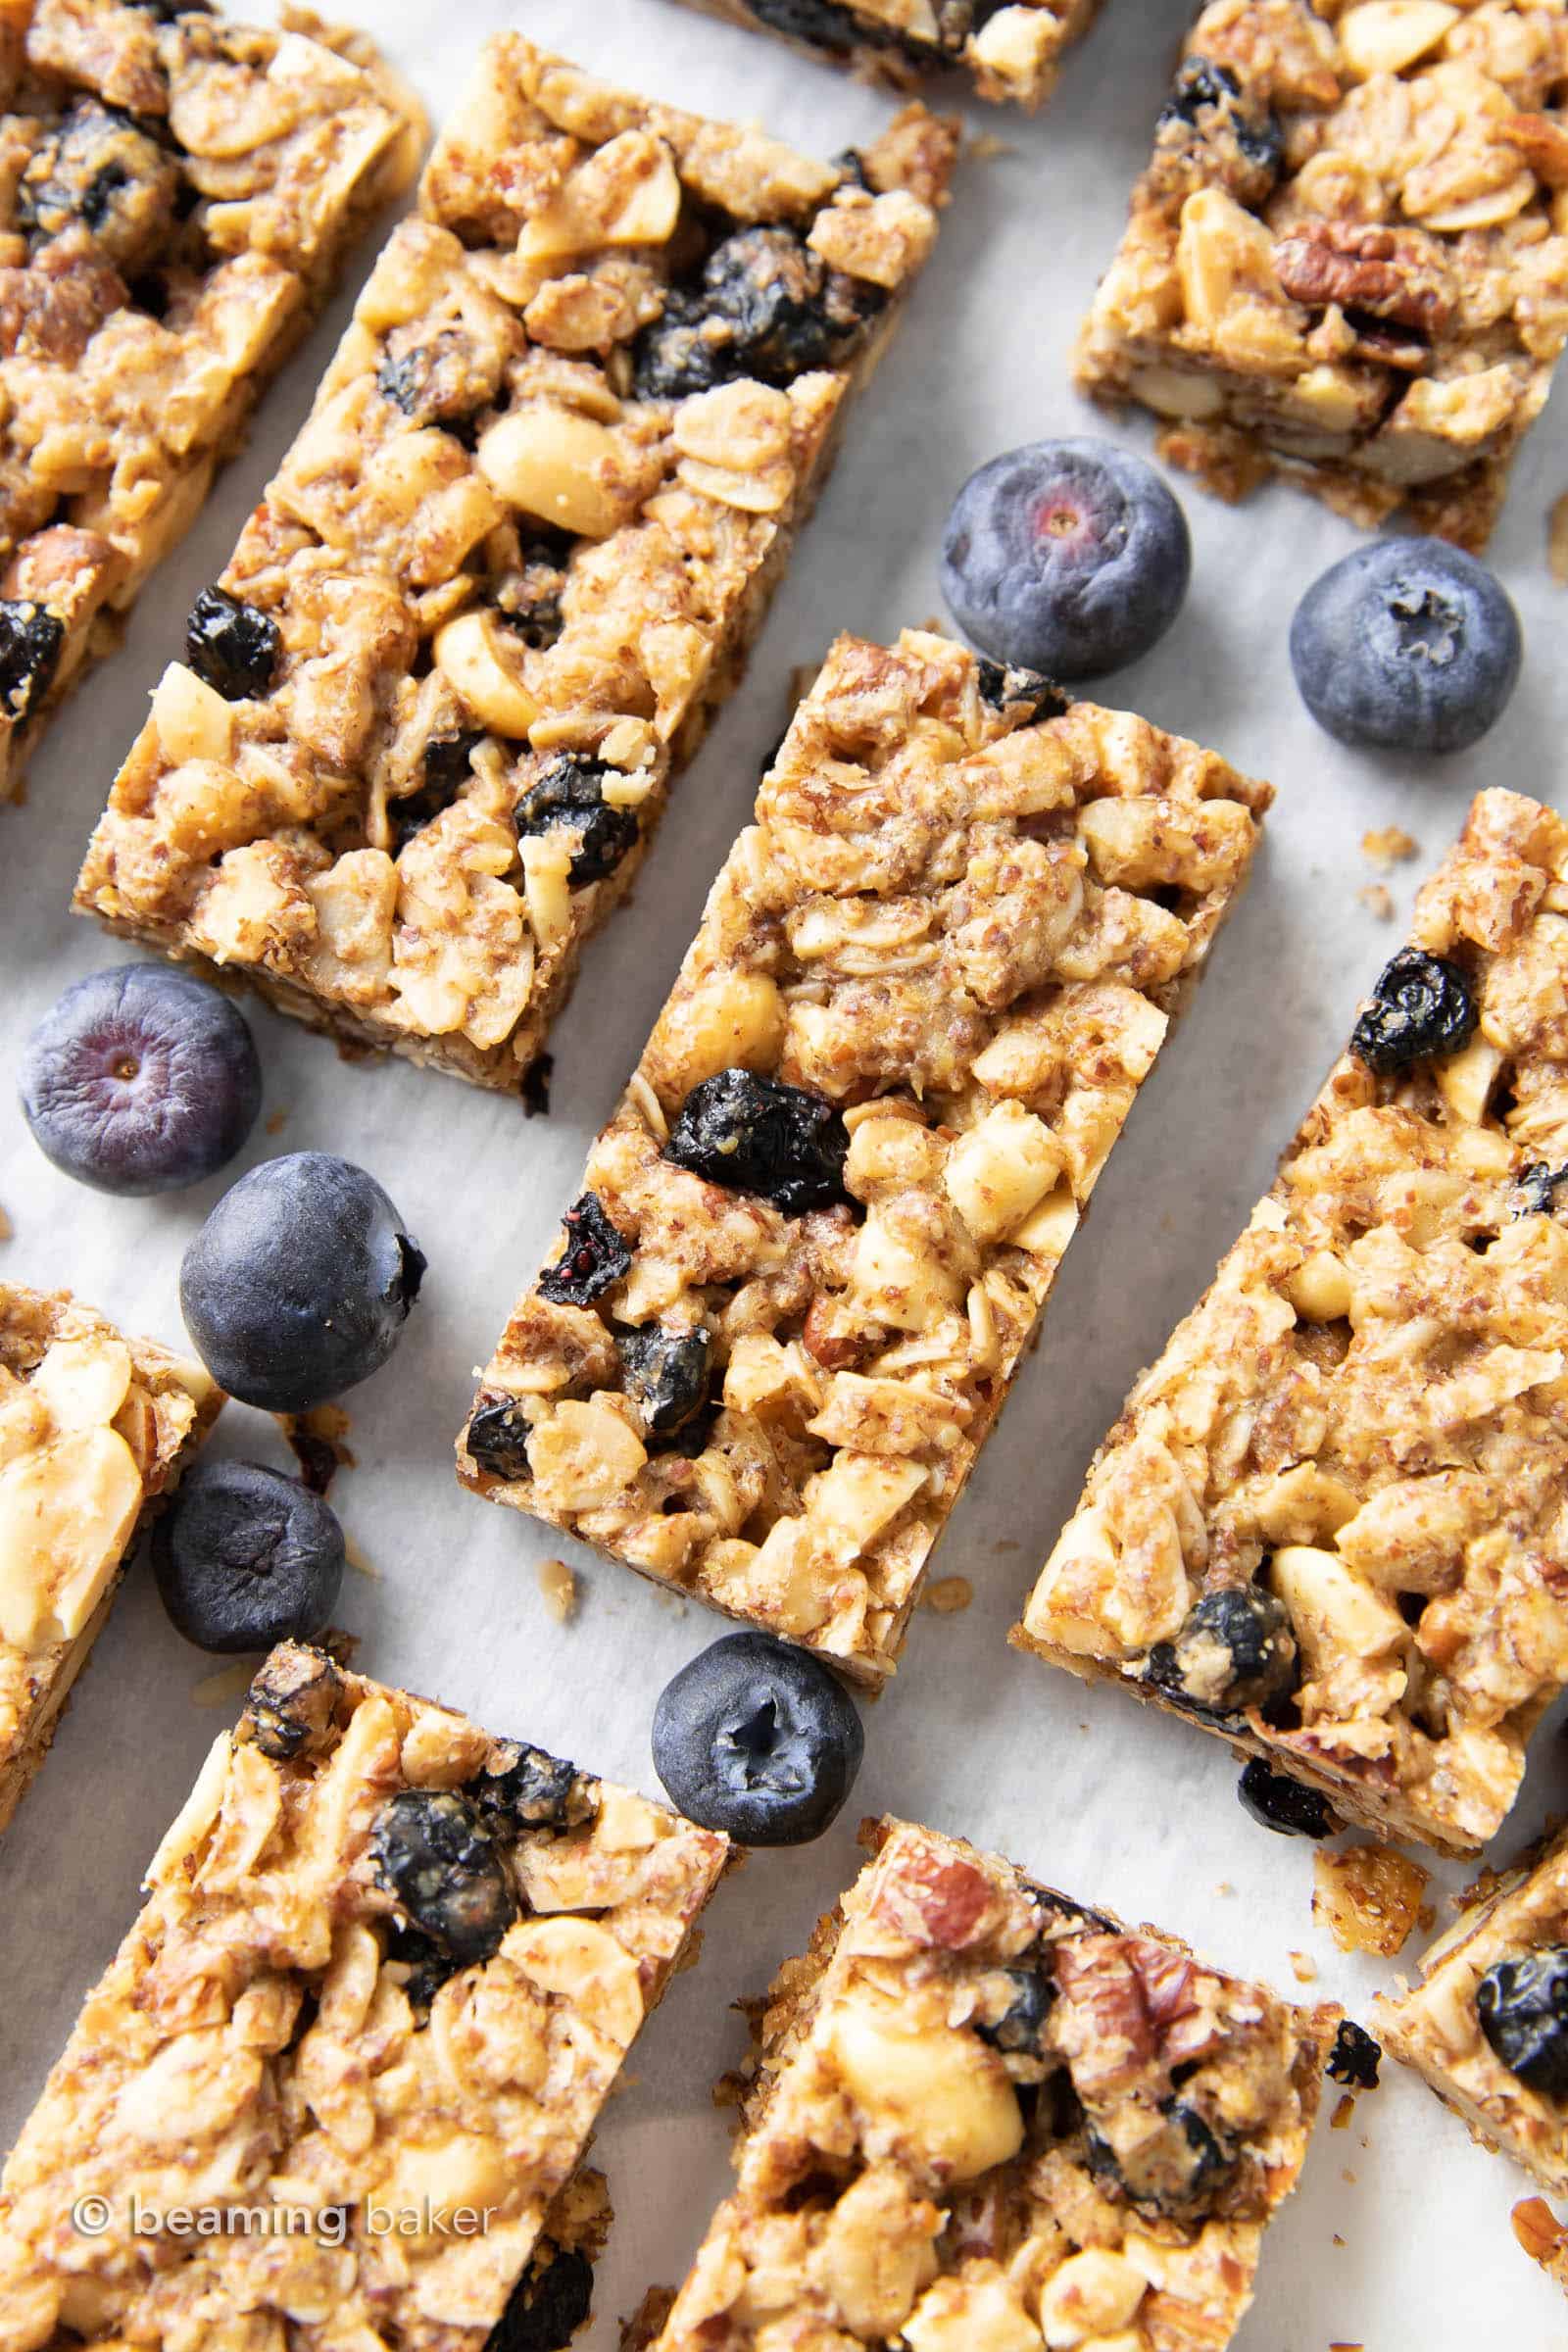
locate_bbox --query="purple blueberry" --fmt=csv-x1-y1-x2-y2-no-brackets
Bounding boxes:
180,1152,425,1412
1290,539,1521,755
20,964,261,1196
652,1630,863,1845
152,1460,345,1652
941,437,1192,680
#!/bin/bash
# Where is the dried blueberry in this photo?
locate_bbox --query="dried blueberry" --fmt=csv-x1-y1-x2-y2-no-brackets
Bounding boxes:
186,585,281,702
465,1391,533,1481
1514,1163,1568,1219
383,1917,462,2021
485,2244,594,2352
370,1789,516,1966
537,1193,632,1307
653,1630,864,1845
1349,947,1477,1075
240,1642,342,1762
467,1740,591,1836
1237,1758,1336,1839
390,731,482,850
20,963,262,1196
153,1461,345,1653
1478,1947,1568,2097
1156,57,1284,196
515,753,639,886
1327,2020,1382,2090
1147,1587,1298,1717
745,0,865,50
1086,2100,1232,2218
663,1069,849,1215
375,333,483,434
615,1322,712,1440
498,534,570,651
976,657,1070,725
19,101,179,268
633,225,882,401
976,1962,1055,2054
0,600,64,726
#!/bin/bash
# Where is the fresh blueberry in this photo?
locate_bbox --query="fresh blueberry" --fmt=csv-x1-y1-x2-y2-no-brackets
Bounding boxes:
941,437,1191,681
180,1152,425,1411
1290,539,1521,755
20,964,261,1196
152,1460,345,1652
652,1630,863,1845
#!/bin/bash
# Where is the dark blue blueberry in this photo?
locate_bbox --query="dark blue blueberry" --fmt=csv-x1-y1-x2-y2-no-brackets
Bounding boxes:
1478,1946,1568,2096
370,1789,516,1966
1085,2101,1233,2217
514,753,639,885
942,438,1191,681
976,657,1070,724
1158,56,1284,188
663,1069,849,1215
632,226,882,402
465,1391,533,1480
20,963,261,1196
152,1460,345,1653
1147,1587,1297,1716
614,1322,712,1440
0,599,65,724
1514,1163,1568,1219
1327,2021,1382,2089
186,585,281,702
652,1630,864,1845
1237,1758,1336,1838
484,2244,594,2352
976,1962,1055,2053
1349,947,1477,1074
466,1740,591,1836
180,1152,424,1411
1290,540,1521,755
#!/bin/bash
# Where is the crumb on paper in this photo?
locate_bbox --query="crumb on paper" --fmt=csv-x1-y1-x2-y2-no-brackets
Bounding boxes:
1361,825,1418,868
538,1555,578,1623
1290,1950,1318,1984
993,1538,1020,1554
264,1107,288,1136
279,1403,355,1495
1549,490,1568,587
1213,1880,1234,1896
522,1052,554,1118
1514,2197,1568,2271
1330,2094,1355,2131
923,1573,972,1615
1340,2171,1357,2186
192,1660,260,1709
1357,883,1395,922
0,1203,11,1242
1333,2233,1346,2248
966,129,1017,160
620,2287,676,2352
1314,1841,1430,1957
345,1538,378,1581
320,1625,360,1666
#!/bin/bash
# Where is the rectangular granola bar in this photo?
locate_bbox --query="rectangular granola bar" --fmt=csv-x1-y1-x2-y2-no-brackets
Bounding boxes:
1379,1821,1568,2196
72,39,956,1095
0,1,424,802
1075,0,1568,548
0,1281,220,1835
651,1817,1337,2352
459,628,1270,1686
671,0,1104,111
1017,788,1568,1855
0,1639,729,2350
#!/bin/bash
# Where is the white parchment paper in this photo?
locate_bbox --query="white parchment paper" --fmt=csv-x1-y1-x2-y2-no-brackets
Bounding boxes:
1,0,1563,2340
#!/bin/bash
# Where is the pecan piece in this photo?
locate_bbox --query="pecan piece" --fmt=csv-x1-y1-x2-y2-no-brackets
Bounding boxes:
872,1842,999,1949
1500,112,1568,190
1272,220,1453,360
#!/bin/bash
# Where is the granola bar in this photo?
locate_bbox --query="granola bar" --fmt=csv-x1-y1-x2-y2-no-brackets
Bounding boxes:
1075,0,1568,548
72,39,956,1096
670,0,1104,111
0,1,424,803
652,1817,1337,2352
459,628,1270,1686
1378,1821,1568,2199
1017,788,1568,1856
0,1281,220,1835
0,1639,729,2350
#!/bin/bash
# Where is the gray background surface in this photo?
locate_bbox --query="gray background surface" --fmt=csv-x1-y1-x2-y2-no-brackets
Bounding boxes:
1,0,1562,2340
